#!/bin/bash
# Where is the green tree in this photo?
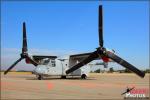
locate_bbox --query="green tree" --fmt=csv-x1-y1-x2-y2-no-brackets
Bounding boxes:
124,68,132,73
94,69,101,73
144,69,150,73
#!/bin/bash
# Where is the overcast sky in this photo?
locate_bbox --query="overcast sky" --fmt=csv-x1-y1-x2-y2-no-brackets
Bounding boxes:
1,1,149,71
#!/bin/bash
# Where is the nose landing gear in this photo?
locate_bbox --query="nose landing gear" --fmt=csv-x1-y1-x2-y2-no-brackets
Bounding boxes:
36,75,43,80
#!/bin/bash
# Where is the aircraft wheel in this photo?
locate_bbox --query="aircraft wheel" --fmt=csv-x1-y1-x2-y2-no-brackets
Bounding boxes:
61,75,66,79
81,74,87,79
38,75,43,80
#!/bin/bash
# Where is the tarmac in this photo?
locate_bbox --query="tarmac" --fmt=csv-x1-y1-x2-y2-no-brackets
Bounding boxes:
1,72,149,99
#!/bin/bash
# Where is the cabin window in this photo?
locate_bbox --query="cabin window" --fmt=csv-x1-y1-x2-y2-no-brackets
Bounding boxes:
51,60,56,67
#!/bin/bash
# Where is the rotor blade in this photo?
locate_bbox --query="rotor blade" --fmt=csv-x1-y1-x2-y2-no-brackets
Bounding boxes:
22,22,28,53
66,51,98,74
99,5,103,47
26,56,38,66
106,52,145,78
4,57,23,75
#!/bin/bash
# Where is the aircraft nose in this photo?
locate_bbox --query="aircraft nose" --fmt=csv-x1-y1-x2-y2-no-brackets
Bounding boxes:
34,66,47,75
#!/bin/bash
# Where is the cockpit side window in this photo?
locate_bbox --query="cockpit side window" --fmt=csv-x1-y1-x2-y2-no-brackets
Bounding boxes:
43,59,50,65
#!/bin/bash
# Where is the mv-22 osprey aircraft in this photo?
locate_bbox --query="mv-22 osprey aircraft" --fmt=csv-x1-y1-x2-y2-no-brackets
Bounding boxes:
4,5,145,80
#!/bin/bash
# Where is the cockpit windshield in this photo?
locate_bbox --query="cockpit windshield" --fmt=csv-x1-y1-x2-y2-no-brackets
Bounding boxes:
38,58,50,65
37,58,56,67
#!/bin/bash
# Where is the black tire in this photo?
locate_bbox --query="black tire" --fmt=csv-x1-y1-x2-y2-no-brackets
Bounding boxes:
61,75,66,79
81,74,87,79
38,75,42,80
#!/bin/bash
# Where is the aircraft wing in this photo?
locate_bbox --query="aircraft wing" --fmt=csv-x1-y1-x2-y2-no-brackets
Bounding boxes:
32,55,57,60
70,52,100,60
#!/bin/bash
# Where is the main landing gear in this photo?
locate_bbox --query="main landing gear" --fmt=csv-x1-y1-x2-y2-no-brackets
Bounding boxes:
61,75,66,79
81,74,87,79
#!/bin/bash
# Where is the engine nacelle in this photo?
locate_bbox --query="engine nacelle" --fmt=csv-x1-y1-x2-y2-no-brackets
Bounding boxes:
25,54,33,64
101,56,110,62
101,48,115,62
25,58,31,64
